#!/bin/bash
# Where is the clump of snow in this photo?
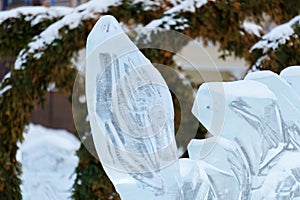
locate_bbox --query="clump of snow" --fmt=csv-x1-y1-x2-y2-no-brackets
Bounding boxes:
137,0,212,44
248,15,300,72
250,15,300,53
14,0,122,70
0,6,72,26
165,0,209,14
145,0,212,31
15,49,27,70
132,0,162,10
242,21,263,37
71,48,86,72
0,85,11,96
0,72,11,93
47,82,56,91
248,55,270,72
3,71,11,80
17,124,80,200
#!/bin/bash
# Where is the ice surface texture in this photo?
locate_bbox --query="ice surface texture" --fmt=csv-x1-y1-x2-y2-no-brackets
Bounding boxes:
86,15,300,199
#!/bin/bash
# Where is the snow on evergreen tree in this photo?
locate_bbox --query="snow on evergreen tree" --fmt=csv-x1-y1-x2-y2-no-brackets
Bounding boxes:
249,15,300,73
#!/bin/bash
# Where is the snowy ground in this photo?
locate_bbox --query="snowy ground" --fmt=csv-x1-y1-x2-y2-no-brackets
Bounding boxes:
17,124,80,200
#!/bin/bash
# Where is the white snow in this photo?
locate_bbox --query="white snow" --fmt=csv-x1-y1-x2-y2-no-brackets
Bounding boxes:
143,1,258,44
70,48,86,72
17,124,80,200
0,72,11,92
251,15,300,52
242,21,263,37
248,54,270,72
145,0,211,31
0,6,72,26
14,0,122,70
0,85,11,96
132,0,164,10
47,82,56,91
15,49,27,70
3,71,11,80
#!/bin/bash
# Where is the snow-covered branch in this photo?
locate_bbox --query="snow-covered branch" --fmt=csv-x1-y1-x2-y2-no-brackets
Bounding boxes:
250,15,300,53
145,0,212,30
242,21,263,37
14,0,122,70
249,15,300,72
0,6,72,25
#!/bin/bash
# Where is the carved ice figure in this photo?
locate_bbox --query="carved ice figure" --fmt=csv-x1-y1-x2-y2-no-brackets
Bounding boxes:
245,71,300,149
86,15,182,199
19,124,80,200
192,81,284,176
244,70,300,199
191,77,300,199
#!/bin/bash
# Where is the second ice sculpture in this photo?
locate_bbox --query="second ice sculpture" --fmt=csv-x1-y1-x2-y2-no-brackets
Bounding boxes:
86,15,300,200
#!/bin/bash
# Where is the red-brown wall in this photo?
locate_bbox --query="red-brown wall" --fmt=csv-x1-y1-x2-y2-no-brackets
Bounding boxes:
31,92,74,132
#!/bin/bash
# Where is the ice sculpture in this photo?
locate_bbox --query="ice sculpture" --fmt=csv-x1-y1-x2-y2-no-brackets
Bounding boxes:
86,15,182,199
245,71,300,149
86,15,300,200
192,72,300,199
19,124,80,200
193,81,285,174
